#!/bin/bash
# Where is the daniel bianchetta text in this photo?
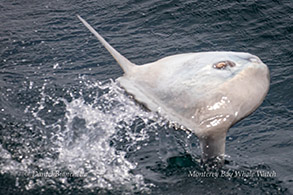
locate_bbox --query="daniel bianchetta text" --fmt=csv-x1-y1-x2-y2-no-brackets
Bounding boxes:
188,170,277,178
18,171,86,178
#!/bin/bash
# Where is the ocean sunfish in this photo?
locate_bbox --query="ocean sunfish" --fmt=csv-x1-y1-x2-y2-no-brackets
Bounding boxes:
77,15,270,164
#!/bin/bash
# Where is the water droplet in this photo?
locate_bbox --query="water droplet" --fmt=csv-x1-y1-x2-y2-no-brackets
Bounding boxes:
53,63,59,69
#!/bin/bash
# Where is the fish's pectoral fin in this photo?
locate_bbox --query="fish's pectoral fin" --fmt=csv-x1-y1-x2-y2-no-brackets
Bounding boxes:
77,15,136,74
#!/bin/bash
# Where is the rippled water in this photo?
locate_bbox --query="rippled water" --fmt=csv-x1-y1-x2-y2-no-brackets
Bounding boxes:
1,0,292,194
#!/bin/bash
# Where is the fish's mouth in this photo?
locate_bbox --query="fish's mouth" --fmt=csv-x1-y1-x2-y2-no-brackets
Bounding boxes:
235,53,263,65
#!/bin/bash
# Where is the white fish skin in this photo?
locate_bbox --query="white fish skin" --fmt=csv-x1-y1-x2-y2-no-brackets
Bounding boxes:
78,15,270,164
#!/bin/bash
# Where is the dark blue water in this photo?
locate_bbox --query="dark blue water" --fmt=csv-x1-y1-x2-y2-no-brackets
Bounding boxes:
1,0,292,194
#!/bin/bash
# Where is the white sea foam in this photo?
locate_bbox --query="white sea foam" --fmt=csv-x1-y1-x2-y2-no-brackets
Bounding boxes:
0,79,164,193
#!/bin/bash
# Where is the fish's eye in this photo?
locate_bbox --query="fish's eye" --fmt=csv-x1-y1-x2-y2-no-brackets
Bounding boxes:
213,61,236,69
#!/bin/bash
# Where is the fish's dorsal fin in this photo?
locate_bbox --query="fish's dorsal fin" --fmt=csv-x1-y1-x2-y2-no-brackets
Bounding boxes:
77,15,136,74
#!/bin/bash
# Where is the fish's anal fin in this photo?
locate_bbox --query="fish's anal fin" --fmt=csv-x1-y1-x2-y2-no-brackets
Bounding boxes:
199,131,227,167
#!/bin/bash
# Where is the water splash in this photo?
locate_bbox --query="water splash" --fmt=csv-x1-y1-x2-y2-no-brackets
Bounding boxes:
0,78,164,193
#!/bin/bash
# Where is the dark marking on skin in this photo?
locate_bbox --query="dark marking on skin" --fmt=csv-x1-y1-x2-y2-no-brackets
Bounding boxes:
213,61,236,69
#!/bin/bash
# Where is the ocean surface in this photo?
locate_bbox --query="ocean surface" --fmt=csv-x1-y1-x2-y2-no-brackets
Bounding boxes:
0,0,292,194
